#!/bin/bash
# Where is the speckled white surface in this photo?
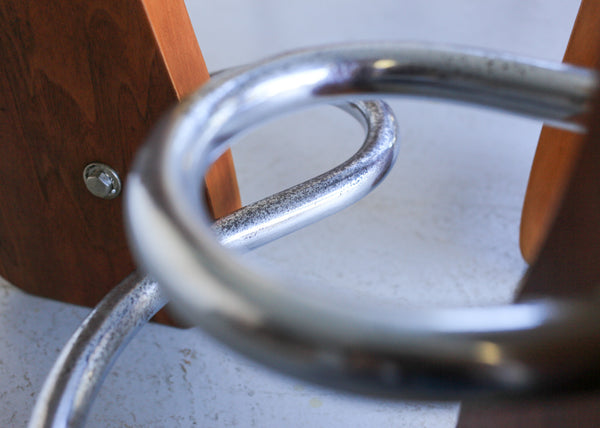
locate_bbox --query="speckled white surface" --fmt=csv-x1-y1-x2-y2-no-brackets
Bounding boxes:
0,1,581,426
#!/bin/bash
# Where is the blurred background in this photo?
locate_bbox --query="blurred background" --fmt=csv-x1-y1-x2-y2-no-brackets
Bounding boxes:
0,0,581,426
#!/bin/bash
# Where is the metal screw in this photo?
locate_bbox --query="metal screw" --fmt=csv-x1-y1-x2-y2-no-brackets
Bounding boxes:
83,163,122,200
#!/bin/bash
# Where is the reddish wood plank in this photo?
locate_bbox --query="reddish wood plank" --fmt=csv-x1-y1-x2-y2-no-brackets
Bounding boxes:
142,0,241,219
0,0,240,323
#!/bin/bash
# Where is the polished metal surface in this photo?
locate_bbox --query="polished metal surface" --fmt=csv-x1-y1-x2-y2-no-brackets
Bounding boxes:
125,43,600,399
82,163,122,200
214,102,398,251
29,98,398,428
29,274,166,428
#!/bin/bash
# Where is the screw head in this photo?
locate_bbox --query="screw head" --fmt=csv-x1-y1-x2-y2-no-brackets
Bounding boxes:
83,163,121,200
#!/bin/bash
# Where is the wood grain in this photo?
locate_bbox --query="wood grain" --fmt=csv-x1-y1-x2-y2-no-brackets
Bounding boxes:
520,0,600,264
141,0,241,219
0,0,240,323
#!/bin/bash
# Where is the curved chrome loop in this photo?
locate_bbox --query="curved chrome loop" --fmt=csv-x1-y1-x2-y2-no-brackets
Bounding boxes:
29,99,398,428
214,101,398,251
125,43,600,399
29,274,166,428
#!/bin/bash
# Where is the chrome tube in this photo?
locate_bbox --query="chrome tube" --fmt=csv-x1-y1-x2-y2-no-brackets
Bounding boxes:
29,99,399,427
28,274,166,428
214,101,398,250
125,43,600,399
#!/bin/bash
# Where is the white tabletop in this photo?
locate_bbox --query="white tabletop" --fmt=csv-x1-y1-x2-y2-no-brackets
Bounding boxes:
1,0,581,426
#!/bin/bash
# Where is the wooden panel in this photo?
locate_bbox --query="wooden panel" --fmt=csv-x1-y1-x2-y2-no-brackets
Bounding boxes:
0,0,240,322
520,0,600,264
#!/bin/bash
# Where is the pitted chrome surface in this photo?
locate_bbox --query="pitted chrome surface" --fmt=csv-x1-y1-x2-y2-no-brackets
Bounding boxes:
125,42,600,399
30,43,600,428
214,102,398,250
29,97,398,428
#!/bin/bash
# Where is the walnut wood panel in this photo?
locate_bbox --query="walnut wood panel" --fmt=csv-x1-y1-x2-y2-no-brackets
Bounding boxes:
0,0,240,322
520,0,600,264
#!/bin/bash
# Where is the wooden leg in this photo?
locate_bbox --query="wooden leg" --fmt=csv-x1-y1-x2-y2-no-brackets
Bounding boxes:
520,0,600,264
459,2,600,425
0,0,240,324
142,0,242,220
